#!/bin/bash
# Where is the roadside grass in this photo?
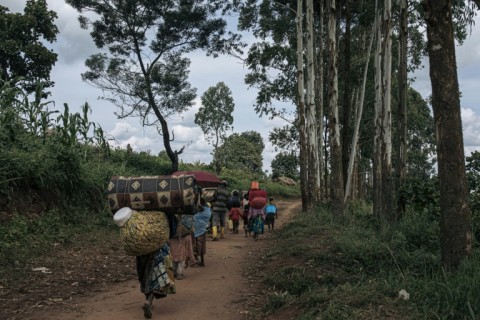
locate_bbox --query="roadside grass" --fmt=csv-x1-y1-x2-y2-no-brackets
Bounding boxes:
256,203,480,319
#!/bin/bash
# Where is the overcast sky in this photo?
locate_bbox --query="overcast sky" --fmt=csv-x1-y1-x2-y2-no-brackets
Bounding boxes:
3,1,480,172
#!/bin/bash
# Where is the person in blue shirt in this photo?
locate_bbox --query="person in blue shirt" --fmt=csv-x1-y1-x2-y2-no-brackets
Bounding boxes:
264,197,278,232
192,197,212,266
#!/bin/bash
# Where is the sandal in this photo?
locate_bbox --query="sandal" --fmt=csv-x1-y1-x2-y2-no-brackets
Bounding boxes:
143,303,152,319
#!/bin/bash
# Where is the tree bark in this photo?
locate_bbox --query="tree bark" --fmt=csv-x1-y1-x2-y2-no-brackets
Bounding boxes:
297,0,308,212
345,25,374,203
327,0,344,218
373,0,393,226
423,0,472,269
373,0,383,224
341,0,351,191
381,0,393,223
395,0,408,220
306,0,319,210
315,0,325,203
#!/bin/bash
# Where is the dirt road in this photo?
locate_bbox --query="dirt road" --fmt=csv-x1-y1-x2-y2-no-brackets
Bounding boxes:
27,199,301,320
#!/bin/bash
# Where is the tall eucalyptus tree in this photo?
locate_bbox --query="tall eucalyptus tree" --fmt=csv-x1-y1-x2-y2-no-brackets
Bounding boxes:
327,0,344,218
373,0,393,226
306,0,319,209
422,0,472,269
296,0,308,211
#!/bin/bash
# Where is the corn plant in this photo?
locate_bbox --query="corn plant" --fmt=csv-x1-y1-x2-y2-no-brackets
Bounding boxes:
0,79,25,144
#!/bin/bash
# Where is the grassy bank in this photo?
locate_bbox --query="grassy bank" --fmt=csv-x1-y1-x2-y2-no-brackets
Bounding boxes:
255,202,480,319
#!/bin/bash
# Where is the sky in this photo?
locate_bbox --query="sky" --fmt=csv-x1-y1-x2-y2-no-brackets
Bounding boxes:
3,1,480,172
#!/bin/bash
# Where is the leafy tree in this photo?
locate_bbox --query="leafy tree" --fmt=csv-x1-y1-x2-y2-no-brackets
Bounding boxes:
239,130,265,154
404,89,436,179
0,1,58,95
466,151,480,192
194,81,234,172
271,152,299,180
269,124,298,152
238,0,298,119
215,132,264,174
66,0,243,173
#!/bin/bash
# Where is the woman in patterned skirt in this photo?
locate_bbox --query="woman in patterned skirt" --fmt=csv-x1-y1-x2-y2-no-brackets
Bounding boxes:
136,243,176,319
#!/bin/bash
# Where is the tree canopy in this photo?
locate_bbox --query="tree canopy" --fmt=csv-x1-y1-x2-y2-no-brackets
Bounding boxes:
66,0,244,172
0,0,58,95
215,131,264,173
195,81,235,151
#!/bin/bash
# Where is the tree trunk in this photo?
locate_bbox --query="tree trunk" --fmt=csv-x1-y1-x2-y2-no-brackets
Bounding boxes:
373,0,383,224
373,0,393,226
147,86,180,174
315,0,325,203
423,0,472,269
341,0,351,191
327,0,344,218
306,0,319,210
344,25,374,203
297,0,308,212
381,0,393,223
395,0,408,220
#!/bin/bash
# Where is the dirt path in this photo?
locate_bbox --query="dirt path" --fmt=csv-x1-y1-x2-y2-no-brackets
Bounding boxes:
28,199,301,320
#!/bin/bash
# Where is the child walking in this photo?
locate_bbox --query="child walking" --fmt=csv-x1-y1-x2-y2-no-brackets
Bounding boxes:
264,197,278,232
229,205,242,234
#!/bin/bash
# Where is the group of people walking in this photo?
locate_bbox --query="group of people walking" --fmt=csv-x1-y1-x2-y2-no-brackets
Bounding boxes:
135,180,278,319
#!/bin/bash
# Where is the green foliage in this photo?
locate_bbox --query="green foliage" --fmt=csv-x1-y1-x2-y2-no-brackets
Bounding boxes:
107,148,172,176
260,180,301,199
238,1,298,118
269,125,299,153
403,88,436,178
271,151,299,180
215,131,264,174
399,175,440,219
263,266,317,296
66,0,244,170
466,151,480,243
0,1,58,94
195,81,234,150
257,200,480,319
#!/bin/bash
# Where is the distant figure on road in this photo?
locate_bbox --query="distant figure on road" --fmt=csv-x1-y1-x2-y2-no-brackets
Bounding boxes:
229,205,242,234
264,197,278,232
211,180,229,240
242,192,251,238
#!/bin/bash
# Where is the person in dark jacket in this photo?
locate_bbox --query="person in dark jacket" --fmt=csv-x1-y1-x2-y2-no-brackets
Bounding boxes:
211,180,229,240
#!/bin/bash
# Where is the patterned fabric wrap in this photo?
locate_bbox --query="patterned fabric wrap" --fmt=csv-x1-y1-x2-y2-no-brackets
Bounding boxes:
136,243,176,299
120,210,170,256
106,175,197,215
249,215,265,234
173,215,195,237
169,234,196,265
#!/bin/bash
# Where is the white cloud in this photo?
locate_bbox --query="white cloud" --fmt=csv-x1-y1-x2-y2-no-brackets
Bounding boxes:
109,122,140,140
4,0,480,173
462,107,480,147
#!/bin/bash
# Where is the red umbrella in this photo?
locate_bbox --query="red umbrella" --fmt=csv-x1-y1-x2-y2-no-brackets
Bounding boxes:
172,170,222,188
